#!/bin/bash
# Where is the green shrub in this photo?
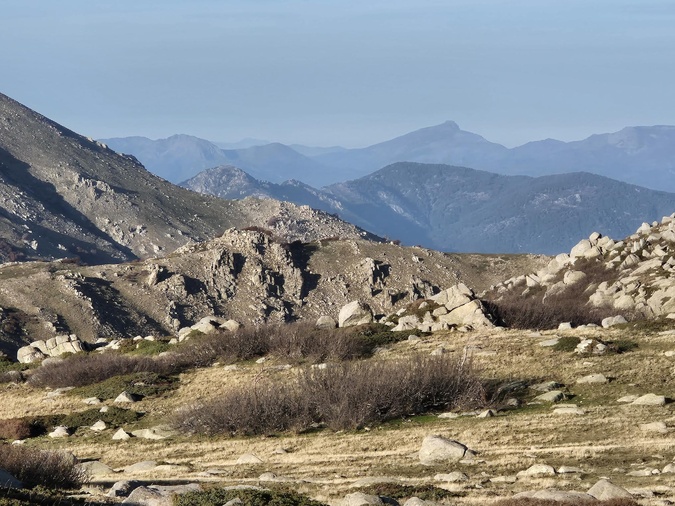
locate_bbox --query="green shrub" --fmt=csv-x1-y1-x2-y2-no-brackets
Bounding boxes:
553,336,581,352
117,339,172,356
69,372,178,400
357,483,455,501
607,339,638,354
174,487,326,506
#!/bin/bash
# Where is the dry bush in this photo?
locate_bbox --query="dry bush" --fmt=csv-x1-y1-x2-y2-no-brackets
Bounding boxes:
494,499,639,506
27,352,167,389
0,418,33,440
174,354,485,435
0,443,87,489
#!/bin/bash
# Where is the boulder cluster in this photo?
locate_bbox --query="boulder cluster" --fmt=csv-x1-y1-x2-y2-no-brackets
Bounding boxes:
491,213,675,319
16,334,85,364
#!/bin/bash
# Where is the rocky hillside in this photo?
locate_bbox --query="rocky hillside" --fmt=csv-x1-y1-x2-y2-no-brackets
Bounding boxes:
183,162,675,254
0,93,374,264
485,213,675,322
0,229,547,356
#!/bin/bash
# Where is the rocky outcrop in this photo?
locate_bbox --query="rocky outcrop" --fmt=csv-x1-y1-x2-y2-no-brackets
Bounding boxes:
17,335,85,363
390,284,494,332
488,213,675,323
338,301,373,328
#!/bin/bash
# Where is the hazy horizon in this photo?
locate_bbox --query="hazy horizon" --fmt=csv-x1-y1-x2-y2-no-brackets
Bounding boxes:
3,0,674,148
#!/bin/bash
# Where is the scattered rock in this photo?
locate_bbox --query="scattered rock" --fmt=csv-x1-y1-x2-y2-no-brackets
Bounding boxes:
434,472,468,482
516,464,556,477
124,461,158,473
237,453,264,465
576,373,608,384
316,315,337,329
112,429,131,440
108,480,142,498
78,460,115,476
121,486,166,506
418,435,473,465
48,426,69,438
662,463,675,473
602,315,627,328
639,422,668,433
477,409,495,418
553,406,585,415
533,390,564,403
90,420,107,431
631,394,667,406
114,391,139,403
538,338,560,347
558,466,584,474
341,492,384,506
587,479,633,500
617,395,639,403
530,381,564,392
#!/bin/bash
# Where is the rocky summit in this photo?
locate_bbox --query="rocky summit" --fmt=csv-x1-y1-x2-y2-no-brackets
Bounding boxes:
0,93,374,264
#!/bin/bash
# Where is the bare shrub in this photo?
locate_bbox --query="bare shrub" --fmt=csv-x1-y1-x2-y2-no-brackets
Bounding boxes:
0,418,33,440
0,443,87,489
173,354,485,435
27,352,164,389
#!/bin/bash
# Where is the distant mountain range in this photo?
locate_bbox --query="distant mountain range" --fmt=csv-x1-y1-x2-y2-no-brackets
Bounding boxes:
103,121,675,192
182,163,675,254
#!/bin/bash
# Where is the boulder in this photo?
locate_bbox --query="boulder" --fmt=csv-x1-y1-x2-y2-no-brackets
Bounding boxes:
114,391,139,403
587,479,632,500
121,486,166,506
631,393,667,406
418,435,473,465
112,428,131,441
533,390,564,403
108,480,142,498
601,315,627,328
341,493,384,506
315,315,337,329
17,346,46,364
220,319,241,332
338,301,373,328
563,270,587,285
48,426,70,438
570,239,593,258
0,468,23,489
78,460,115,476
90,420,107,431
576,374,608,384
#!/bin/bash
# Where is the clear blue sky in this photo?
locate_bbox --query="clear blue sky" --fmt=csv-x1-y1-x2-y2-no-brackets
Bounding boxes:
2,0,674,147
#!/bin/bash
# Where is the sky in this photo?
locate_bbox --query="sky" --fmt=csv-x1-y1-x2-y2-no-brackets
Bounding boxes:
2,0,675,148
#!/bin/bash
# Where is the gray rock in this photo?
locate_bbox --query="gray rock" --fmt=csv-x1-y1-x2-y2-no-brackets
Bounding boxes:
418,435,472,465
114,391,138,403
538,338,560,347
631,394,667,406
530,381,564,392
342,492,384,506
338,301,373,328
112,428,131,440
662,463,675,473
122,486,166,506
576,373,608,384
108,480,142,498
533,390,564,403
78,460,115,476
90,420,107,431
48,426,69,438
237,453,264,465
587,479,633,500
434,471,468,482
516,464,556,477
0,468,23,489
602,315,627,328
316,315,337,329
639,422,668,433
124,461,158,473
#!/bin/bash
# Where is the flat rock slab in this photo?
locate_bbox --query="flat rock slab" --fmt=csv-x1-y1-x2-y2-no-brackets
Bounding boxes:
576,373,608,384
631,394,667,406
516,464,556,477
533,390,564,402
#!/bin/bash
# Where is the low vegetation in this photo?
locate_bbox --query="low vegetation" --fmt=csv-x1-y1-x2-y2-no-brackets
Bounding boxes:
356,483,456,501
0,444,87,489
173,354,486,435
175,487,326,506
27,323,417,390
